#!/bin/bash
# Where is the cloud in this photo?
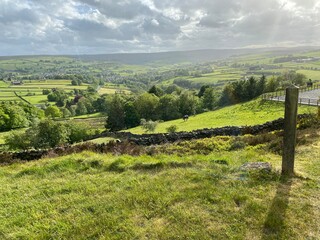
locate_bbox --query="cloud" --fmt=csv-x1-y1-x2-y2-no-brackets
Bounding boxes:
0,0,319,55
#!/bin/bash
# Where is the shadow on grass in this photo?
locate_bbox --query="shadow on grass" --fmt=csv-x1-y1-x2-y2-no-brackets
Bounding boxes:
262,177,292,239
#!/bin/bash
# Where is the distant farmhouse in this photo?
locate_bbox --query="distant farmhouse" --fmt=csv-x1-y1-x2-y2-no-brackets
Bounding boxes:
11,80,23,85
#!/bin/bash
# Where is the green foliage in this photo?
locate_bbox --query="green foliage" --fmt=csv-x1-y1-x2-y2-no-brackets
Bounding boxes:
61,107,71,118
148,85,164,97
45,105,62,119
47,89,69,105
198,85,210,97
202,87,216,110
42,89,51,95
5,119,95,150
297,114,320,129
32,120,69,148
0,102,43,131
140,119,158,132
4,130,32,150
75,101,87,115
220,76,265,106
105,94,126,131
266,76,279,92
157,94,181,121
124,101,140,128
166,125,178,133
134,93,159,120
65,122,93,144
178,91,198,115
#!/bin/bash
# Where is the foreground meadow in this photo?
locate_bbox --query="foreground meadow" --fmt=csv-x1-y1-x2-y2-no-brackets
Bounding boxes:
0,128,319,239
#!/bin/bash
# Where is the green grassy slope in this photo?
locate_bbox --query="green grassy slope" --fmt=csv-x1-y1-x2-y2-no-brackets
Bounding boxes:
0,130,319,239
127,99,317,134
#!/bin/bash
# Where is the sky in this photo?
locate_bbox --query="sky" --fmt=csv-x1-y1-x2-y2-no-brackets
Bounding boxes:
0,0,320,56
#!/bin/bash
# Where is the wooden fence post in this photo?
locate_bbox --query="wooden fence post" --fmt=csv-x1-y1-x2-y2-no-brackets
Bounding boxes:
282,85,299,176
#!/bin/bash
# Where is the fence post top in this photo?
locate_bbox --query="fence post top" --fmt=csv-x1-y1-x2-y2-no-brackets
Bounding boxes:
286,84,299,89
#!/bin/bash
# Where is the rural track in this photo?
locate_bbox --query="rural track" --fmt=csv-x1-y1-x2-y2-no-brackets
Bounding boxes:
268,88,320,106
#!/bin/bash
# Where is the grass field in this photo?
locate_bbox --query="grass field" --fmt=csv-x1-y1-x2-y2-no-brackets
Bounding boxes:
297,70,320,80
162,67,244,85
98,87,131,95
0,80,131,104
127,99,317,134
0,128,319,239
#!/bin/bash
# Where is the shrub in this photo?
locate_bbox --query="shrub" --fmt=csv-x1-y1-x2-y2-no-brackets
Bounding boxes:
229,137,246,150
166,125,178,133
66,122,93,144
140,119,158,133
5,120,95,150
298,114,320,129
5,131,32,150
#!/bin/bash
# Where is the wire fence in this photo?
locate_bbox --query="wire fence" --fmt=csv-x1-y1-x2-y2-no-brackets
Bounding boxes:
262,83,320,106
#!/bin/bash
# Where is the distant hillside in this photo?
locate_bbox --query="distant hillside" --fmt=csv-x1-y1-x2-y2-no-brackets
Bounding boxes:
73,47,319,64
1,46,318,64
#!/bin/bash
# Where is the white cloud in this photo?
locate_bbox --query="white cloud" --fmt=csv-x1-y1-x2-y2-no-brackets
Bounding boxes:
0,0,319,55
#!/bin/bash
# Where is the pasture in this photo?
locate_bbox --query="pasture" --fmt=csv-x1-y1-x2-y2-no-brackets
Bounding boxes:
127,99,317,134
0,127,319,239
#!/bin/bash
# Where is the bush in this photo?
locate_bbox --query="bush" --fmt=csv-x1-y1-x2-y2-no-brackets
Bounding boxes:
229,137,246,150
66,122,93,144
5,131,32,150
298,114,320,129
140,119,158,133
166,125,178,133
5,120,95,150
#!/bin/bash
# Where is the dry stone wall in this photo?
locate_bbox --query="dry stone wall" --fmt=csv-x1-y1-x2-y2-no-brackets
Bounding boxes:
0,114,311,163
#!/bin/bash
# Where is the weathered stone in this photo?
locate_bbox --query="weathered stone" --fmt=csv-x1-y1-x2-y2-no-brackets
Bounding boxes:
239,162,272,172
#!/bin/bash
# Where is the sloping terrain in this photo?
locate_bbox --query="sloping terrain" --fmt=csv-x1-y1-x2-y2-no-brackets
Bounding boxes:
127,99,317,134
0,128,319,239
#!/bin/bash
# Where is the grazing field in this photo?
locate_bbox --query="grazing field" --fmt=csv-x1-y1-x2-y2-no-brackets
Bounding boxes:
127,99,317,134
297,70,320,80
0,80,130,104
0,128,319,239
98,87,131,95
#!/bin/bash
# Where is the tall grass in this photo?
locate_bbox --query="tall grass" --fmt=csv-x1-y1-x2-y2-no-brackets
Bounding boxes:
0,129,319,239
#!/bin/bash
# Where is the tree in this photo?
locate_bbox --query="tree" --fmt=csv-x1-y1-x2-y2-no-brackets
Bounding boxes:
265,76,279,92
198,85,210,97
45,105,62,119
0,108,10,131
5,105,29,129
32,120,69,149
134,93,159,120
256,75,266,96
75,101,87,115
148,85,164,97
105,94,125,131
47,89,69,104
157,94,180,120
124,101,140,128
5,120,94,150
61,107,72,118
202,87,216,110
165,84,181,94
65,122,92,144
219,84,235,106
178,91,198,115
